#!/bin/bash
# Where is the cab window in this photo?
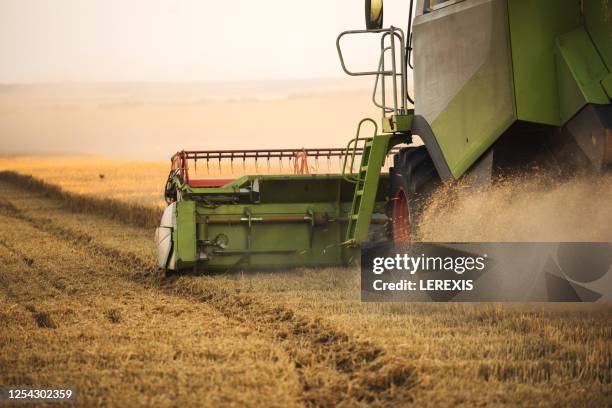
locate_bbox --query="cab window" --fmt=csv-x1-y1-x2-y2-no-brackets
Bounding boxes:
424,0,465,13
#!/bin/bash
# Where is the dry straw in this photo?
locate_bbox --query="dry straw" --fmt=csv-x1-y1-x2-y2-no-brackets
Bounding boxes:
0,171,162,229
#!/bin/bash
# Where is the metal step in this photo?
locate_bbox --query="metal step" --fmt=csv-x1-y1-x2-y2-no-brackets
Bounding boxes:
345,134,391,243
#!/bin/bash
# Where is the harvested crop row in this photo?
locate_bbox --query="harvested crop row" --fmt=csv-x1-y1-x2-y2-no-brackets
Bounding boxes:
0,171,161,229
0,201,302,407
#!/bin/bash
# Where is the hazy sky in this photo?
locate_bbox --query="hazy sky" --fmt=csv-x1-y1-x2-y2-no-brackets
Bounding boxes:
0,0,412,83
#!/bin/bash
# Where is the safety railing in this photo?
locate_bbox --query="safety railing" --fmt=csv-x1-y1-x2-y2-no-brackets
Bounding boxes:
336,26,409,120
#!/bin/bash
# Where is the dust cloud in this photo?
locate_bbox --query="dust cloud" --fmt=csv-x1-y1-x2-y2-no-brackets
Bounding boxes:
417,173,612,242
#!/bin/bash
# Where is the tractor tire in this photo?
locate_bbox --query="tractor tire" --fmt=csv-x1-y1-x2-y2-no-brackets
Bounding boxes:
388,146,440,242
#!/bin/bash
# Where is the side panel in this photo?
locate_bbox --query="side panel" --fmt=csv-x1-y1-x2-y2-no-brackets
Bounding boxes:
583,0,612,102
172,175,391,271
413,0,515,179
556,27,610,123
584,0,612,71
198,203,348,270
176,200,197,266
508,0,581,125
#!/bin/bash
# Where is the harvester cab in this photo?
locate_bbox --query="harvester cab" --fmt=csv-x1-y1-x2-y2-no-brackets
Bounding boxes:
156,0,612,273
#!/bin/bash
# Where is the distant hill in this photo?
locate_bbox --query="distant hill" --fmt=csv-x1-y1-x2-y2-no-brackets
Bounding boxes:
0,79,380,160
0,78,373,107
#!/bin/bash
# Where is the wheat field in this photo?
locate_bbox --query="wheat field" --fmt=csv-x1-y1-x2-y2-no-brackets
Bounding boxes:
0,157,610,407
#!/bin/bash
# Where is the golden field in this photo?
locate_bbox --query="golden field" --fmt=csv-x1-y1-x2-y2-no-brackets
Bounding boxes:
0,156,169,207
0,158,610,407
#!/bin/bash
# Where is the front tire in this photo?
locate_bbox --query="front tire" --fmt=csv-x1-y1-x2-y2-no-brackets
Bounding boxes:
389,146,440,243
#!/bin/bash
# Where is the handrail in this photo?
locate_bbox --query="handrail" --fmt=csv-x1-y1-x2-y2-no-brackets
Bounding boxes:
372,45,404,114
337,28,397,76
336,26,408,120
342,118,379,183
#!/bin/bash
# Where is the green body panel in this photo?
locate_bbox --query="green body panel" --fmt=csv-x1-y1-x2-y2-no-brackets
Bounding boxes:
199,203,348,269
602,74,612,99
413,0,515,179
430,59,516,178
555,27,610,123
584,0,612,71
508,0,611,125
555,45,588,124
508,0,581,126
382,113,413,133
175,200,197,267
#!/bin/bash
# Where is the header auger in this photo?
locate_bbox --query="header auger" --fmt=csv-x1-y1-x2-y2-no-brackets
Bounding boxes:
157,0,611,273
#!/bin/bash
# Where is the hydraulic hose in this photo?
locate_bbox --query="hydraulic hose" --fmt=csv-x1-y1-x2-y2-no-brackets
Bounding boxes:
405,0,415,105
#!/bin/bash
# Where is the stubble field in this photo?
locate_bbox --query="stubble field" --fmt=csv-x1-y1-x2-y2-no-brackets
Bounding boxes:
0,157,610,407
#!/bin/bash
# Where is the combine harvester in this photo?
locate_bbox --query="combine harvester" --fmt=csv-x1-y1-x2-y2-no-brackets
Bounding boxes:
156,0,611,272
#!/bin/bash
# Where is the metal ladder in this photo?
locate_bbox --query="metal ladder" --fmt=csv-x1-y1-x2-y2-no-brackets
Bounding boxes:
342,119,391,244
337,26,414,245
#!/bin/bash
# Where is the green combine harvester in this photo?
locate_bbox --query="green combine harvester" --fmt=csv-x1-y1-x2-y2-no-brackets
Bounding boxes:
156,0,611,272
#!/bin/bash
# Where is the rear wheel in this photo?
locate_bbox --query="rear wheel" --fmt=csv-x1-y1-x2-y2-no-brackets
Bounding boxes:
392,187,411,242
389,146,440,243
